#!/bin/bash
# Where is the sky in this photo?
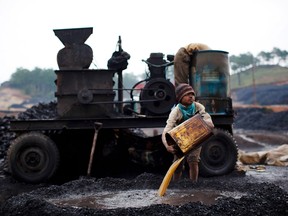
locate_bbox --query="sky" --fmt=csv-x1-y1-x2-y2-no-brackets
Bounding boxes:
0,0,287,84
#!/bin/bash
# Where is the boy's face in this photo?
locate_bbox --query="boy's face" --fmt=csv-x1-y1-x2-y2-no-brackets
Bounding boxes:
180,92,195,106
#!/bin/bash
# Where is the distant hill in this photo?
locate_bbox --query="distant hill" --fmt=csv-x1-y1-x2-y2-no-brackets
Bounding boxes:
0,87,33,117
230,65,288,106
230,65,288,89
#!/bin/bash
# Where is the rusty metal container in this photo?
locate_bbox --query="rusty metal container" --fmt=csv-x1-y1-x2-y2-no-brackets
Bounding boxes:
165,114,213,155
190,50,232,114
193,50,230,98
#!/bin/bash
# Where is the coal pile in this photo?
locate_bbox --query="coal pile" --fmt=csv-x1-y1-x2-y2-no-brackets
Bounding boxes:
0,101,58,160
234,107,288,131
0,116,16,159
232,83,288,105
17,101,58,120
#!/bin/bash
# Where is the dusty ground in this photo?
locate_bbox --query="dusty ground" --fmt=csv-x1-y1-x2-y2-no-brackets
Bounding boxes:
0,129,287,216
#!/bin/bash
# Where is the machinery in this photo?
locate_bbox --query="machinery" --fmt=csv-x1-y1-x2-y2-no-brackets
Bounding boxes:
7,27,238,183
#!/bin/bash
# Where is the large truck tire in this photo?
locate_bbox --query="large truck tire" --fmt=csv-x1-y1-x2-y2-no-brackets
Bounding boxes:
199,129,238,177
7,132,60,183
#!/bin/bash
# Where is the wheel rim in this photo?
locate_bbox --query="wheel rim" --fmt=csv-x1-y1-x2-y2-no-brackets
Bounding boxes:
207,141,226,164
18,147,47,172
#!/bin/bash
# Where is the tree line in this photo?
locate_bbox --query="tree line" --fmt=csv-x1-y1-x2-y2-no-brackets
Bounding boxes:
7,67,56,102
230,47,288,73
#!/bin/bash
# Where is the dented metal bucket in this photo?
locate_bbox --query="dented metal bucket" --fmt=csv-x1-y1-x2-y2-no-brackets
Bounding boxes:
165,114,213,155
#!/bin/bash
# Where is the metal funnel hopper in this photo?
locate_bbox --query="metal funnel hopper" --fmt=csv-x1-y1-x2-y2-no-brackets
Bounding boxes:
53,27,93,70
54,27,93,46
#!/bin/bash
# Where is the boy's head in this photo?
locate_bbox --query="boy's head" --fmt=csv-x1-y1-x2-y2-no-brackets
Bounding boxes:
175,83,195,103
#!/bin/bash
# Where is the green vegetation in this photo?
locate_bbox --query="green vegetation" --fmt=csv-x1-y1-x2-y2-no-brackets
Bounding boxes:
8,67,56,102
230,47,288,73
230,65,288,89
229,47,288,89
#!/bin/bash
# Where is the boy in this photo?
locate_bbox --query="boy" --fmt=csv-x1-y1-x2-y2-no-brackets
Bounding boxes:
161,83,214,182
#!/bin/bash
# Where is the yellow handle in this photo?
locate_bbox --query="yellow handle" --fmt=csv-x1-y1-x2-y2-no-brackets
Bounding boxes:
158,156,185,196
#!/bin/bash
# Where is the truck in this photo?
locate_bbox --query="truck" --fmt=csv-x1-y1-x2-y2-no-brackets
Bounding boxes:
7,27,238,183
